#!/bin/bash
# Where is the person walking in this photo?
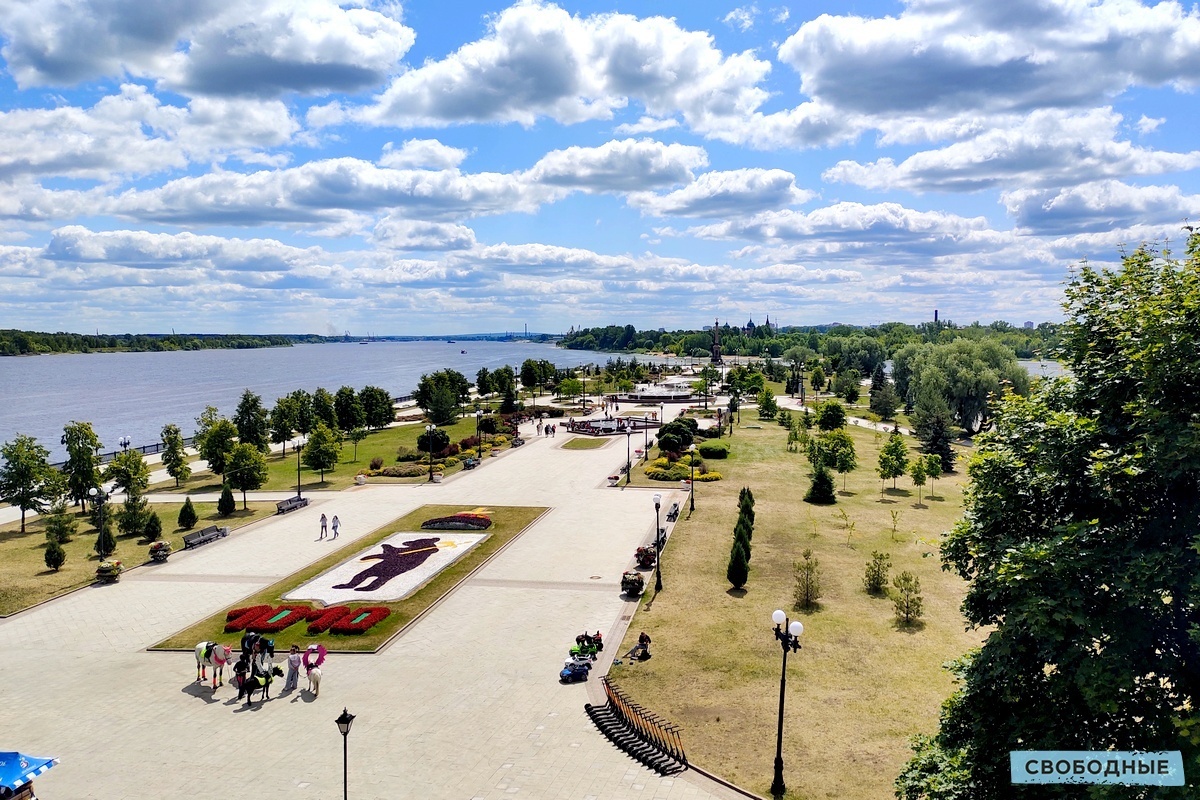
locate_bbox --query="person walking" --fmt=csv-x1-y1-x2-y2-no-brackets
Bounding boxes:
319,513,328,540
283,644,302,692
331,515,340,539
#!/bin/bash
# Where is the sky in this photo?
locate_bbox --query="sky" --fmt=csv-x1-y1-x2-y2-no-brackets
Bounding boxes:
1,0,1198,336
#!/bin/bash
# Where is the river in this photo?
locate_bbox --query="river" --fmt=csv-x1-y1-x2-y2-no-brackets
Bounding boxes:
0,341,649,460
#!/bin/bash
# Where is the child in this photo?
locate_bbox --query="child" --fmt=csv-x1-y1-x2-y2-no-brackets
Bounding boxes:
284,644,302,692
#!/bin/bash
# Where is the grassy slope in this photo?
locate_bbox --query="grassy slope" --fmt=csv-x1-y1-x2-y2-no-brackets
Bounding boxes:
611,420,980,800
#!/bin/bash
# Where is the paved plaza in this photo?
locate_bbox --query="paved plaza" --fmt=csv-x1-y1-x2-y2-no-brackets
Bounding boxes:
1,420,741,799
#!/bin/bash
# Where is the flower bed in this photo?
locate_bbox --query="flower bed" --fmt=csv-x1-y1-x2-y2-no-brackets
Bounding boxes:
329,607,390,635
306,606,352,634
224,604,273,633
224,603,393,635
421,512,493,530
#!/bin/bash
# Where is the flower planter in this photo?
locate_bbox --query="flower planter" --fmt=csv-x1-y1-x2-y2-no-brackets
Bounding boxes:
95,560,123,584
431,473,444,483
608,476,621,487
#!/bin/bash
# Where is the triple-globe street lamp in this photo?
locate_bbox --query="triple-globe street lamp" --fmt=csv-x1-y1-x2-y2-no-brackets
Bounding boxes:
687,443,696,513
769,609,804,798
425,424,437,482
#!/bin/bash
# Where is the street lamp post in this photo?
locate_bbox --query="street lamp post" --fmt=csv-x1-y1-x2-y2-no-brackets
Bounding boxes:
653,493,663,592
475,409,483,453
769,610,804,798
88,486,107,547
118,435,131,452
643,414,649,459
688,443,696,513
425,424,437,482
335,707,355,800
625,429,632,485
295,436,304,499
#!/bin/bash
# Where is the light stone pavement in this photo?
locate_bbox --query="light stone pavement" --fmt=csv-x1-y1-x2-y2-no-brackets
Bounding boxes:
3,420,739,800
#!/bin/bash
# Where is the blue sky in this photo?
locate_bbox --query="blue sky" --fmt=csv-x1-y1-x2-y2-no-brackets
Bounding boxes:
1,0,1198,335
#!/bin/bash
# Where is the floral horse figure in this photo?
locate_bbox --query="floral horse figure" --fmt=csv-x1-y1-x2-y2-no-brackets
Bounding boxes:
195,642,233,690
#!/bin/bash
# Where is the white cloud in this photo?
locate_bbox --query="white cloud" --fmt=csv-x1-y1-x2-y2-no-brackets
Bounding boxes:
772,7,790,24
723,6,759,32
629,168,813,218
1002,180,1200,234
0,0,414,97
379,139,469,170
526,139,708,192
823,109,1200,193
1137,115,1166,135
614,116,679,135
372,217,477,251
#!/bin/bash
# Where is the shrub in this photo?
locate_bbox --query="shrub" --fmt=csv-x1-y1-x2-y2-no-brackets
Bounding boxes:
458,435,481,451
892,571,924,625
816,400,847,430
694,471,722,482
396,446,422,462
380,464,433,478
493,434,510,445
417,428,451,455
178,497,198,529
863,551,892,595
727,541,749,589
443,456,460,467
143,512,163,542
650,457,670,469
804,465,837,504
94,525,116,559
697,440,730,459
369,456,384,471
646,464,690,481
44,503,77,544
44,539,67,571
217,485,236,517
793,549,822,609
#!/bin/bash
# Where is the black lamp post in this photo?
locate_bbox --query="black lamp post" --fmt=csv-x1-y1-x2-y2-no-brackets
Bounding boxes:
653,493,663,592
475,409,483,451
118,435,131,452
425,424,436,482
688,443,696,513
625,428,632,485
88,485,108,551
769,610,804,798
295,436,304,499
643,414,649,460
335,707,355,800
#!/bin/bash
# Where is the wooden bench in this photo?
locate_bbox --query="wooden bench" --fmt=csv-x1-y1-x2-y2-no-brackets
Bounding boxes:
183,524,229,549
665,502,681,522
276,495,309,514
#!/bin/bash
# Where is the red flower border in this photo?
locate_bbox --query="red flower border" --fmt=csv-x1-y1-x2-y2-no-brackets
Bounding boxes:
329,606,391,635
223,604,393,635
224,604,273,633
306,606,352,634
256,604,314,634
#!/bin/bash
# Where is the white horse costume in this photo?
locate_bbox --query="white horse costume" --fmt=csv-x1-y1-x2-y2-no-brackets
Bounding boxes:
304,644,326,697
195,642,232,690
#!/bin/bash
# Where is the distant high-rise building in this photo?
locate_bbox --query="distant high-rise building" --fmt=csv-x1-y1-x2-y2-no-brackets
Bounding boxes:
1023,321,1035,329
934,309,939,323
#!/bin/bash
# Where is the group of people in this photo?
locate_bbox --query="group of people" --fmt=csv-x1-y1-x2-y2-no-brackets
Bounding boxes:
235,631,322,699
319,513,341,540
535,420,558,437
623,631,652,661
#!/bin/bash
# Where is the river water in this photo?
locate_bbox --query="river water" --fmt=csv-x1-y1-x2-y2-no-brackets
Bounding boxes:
0,341,640,460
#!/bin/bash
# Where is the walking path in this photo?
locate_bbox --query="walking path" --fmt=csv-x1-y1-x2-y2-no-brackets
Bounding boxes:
2,415,738,799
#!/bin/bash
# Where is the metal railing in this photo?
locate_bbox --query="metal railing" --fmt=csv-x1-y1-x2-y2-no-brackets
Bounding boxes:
51,436,196,470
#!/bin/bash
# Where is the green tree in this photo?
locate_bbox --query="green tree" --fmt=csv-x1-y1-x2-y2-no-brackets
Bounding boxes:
911,385,957,472
475,367,493,398
877,430,909,490
143,510,163,542
334,386,366,432
833,368,861,404
756,388,778,420
103,449,150,496
0,434,56,532
559,377,583,405
60,421,102,510
869,381,900,420
226,442,269,509
910,458,927,505
269,395,297,454
520,359,541,396
93,499,116,557
118,490,150,539
891,571,923,625
793,549,822,609
193,404,222,451
160,423,191,487
815,400,846,431
810,365,826,392
44,538,66,571
863,551,891,595
178,496,198,529
901,236,1200,798
302,421,340,482
726,540,749,589
923,454,942,498
413,370,470,422
804,464,836,504
233,389,270,451
833,433,858,491
347,427,368,461
43,500,78,544
198,418,238,477
289,389,315,435
217,484,236,517
311,387,338,430
359,385,394,430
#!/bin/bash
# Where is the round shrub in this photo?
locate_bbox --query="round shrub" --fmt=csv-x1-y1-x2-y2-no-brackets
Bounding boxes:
697,440,730,459
694,471,723,482
645,464,690,481
369,456,384,471
45,539,67,571
444,456,460,467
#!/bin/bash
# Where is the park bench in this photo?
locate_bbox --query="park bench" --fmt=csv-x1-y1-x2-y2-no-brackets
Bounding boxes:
183,524,229,550
511,437,526,447
276,495,309,514
463,457,479,470
665,502,681,522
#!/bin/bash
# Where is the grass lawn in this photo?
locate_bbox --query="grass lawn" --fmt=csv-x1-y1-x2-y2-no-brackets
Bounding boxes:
610,422,979,800
153,504,546,653
561,437,612,451
153,416,503,494
0,502,275,616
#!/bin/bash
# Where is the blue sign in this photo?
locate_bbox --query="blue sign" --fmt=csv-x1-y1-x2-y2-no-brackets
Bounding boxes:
1011,751,1185,786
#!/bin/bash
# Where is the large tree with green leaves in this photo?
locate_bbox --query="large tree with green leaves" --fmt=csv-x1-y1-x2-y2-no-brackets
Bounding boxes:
359,385,394,430
414,370,469,424
302,422,340,482
60,421,101,509
899,235,1200,799
103,449,150,496
226,442,269,509
233,389,270,452
334,386,366,432
197,418,238,477
0,434,57,532
311,387,339,431
876,430,909,490
160,423,191,487
269,395,297,454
